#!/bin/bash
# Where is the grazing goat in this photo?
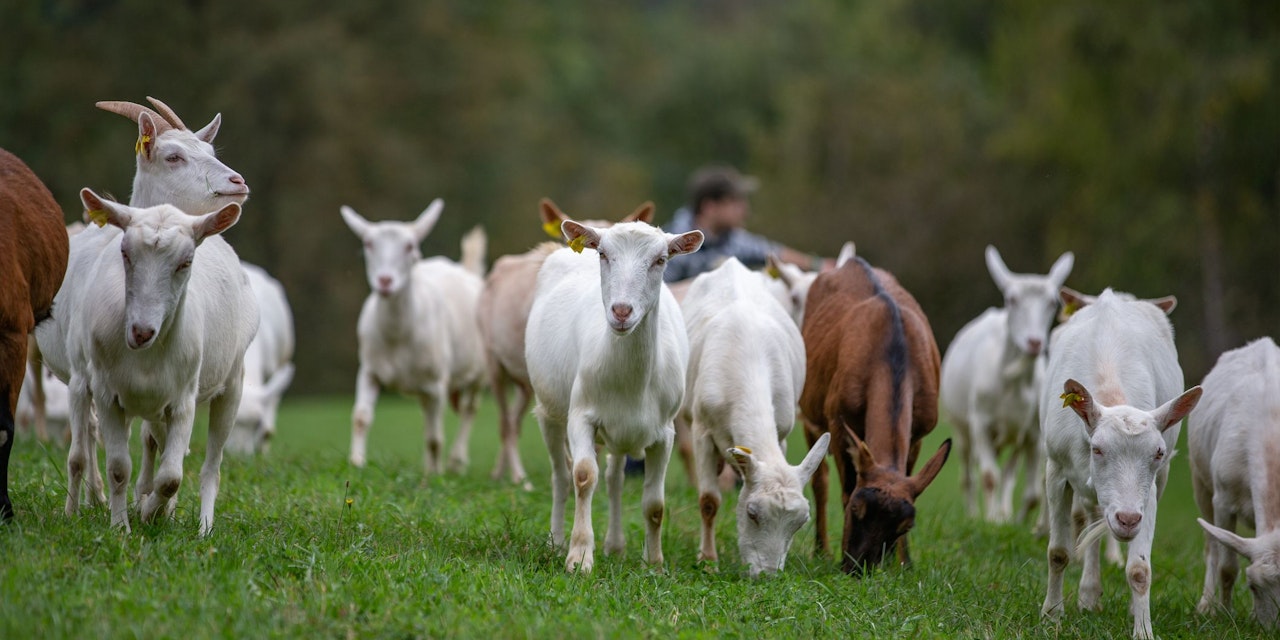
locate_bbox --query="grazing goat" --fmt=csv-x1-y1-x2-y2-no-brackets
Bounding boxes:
0,148,69,522
341,200,486,475
798,256,951,575
680,257,829,577
1039,288,1200,640
526,215,703,573
1190,337,1280,629
940,246,1073,523
477,199,652,489
36,190,257,535
226,263,295,455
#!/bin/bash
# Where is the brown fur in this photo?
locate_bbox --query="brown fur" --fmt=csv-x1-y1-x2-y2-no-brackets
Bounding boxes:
0,148,69,520
798,257,949,574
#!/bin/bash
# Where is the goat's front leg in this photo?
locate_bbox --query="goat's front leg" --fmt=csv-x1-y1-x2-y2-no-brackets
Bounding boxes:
96,400,132,532
64,373,94,517
134,420,159,509
1127,489,1160,640
141,397,195,526
349,366,379,468
1041,459,1074,620
1078,503,1104,612
448,385,477,474
418,383,446,476
970,411,1004,522
565,411,597,573
641,425,673,569
506,381,533,490
603,452,626,555
198,375,240,536
694,422,723,564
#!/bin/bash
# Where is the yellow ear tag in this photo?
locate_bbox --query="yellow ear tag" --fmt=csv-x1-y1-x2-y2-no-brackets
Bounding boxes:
1060,391,1082,408
87,209,109,227
733,446,752,455
542,221,562,239
765,264,781,279
1063,300,1080,317
568,234,587,253
134,134,151,156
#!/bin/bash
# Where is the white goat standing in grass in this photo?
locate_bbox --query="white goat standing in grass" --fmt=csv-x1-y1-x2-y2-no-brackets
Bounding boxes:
226,263,295,455
526,215,702,573
341,200,486,475
36,189,257,535
1190,336,1280,629
679,257,829,577
1038,289,1201,640
940,246,1073,524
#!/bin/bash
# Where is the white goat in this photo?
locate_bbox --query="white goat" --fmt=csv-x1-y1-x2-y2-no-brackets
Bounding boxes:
680,257,829,577
226,263,295,455
1190,337,1280,629
1038,289,1201,640
35,189,257,535
940,246,1073,523
341,200,486,474
16,361,70,443
477,199,653,490
526,217,703,573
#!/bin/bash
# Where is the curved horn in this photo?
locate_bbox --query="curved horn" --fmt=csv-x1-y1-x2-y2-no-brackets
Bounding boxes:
95,101,175,134
145,96,187,130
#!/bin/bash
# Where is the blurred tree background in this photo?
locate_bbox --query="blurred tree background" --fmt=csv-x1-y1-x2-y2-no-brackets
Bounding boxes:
2,0,1276,394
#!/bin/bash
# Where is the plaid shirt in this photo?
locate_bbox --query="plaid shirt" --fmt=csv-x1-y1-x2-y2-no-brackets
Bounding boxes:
661,208,781,282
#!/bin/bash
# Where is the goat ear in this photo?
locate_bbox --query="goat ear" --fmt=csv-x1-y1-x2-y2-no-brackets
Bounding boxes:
1197,518,1257,560
726,446,758,484
137,112,158,160
1047,251,1074,288
835,242,856,269
339,206,370,238
621,201,655,225
561,220,600,251
1058,286,1091,321
844,425,876,475
984,245,1013,293
194,113,222,144
668,230,704,256
412,199,444,243
795,432,830,485
262,363,295,399
1062,379,1100,435
908,439,952,498
193,203,242,241
766,254,789,283
80,188,131,230
1152,386,1201,432
1144,295,1177,315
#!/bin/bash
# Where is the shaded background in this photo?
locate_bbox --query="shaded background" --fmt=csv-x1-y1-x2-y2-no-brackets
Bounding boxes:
3,0,1277,395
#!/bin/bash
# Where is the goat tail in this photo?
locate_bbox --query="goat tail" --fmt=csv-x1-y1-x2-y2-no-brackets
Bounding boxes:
460,226,487,277
1074,515,1109,558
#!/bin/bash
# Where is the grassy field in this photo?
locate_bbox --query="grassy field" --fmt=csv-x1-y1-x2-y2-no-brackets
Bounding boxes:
0,394,1269,639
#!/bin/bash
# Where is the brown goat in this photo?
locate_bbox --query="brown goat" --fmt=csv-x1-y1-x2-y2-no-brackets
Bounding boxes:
799,256,950,575
0,148,69,521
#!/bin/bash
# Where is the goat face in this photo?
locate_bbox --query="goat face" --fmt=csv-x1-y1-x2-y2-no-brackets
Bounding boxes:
1198,521,1280,628
1063,380,1200,541
136,112,248,215
561,220,702,336
730,435,827,578
985,247,1073,357
341,201,443,297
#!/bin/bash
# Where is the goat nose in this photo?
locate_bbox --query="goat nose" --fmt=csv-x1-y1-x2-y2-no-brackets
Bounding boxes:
1026,338,1043,355
1116,511,1142,529
377,275,392,289
611,304,633,322
131,324,155,345
229,174,245,185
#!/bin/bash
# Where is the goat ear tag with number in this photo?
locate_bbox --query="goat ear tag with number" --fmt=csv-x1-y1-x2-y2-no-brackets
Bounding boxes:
568,234,587,253
87,209,108,227
543,221,562,239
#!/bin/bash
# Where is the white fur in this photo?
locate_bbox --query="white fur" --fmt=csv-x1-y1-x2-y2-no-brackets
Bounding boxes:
226,263,295,455
940,247,1072,524
679,258,828,577
526,220,702,573
16,361,70,443
35,191,258,536
341,201,486,474
1038,288,1201,639
1189,337,1280,628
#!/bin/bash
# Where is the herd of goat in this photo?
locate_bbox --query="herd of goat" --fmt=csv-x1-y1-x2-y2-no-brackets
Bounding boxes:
1,97,1276,638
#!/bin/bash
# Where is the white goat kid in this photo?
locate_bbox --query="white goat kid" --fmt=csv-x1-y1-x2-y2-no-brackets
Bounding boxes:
940,246,1073,523
342,200,486,474
1039,289,1200,640
226,263,295,455
36,189,257,535
526,218,702,573
1190,337,1280,629
680,257,829,577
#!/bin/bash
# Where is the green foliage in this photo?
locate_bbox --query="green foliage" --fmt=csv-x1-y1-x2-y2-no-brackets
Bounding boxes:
1,397,1269,638
1,1,1276,393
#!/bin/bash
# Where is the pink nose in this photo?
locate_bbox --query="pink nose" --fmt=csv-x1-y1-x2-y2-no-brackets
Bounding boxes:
377,276,392,290
1027,338,1043,355
611,304,633,323
229,174,245,185
1115,511,1142,529
131,324,155,346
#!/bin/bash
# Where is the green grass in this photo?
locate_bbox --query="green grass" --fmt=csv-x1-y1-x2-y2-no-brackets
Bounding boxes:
0,395,1269,639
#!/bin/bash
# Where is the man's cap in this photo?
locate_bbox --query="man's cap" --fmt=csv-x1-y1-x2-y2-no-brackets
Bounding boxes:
688,165,759,211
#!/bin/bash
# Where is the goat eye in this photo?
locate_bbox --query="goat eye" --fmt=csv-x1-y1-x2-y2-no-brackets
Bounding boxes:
653,256,667,268
1092,447,1103,456
176,260,192,272
598,252,608,263
165,154,183,164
